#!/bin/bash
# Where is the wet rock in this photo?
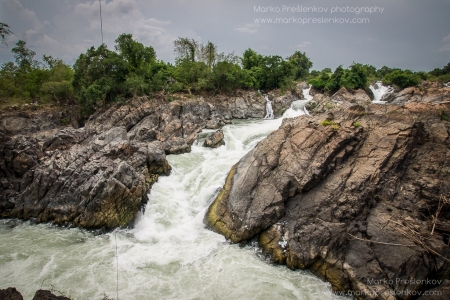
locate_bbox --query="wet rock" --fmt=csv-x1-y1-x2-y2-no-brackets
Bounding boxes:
205,84,450,298
203,130,225,148
0,287,23,300
33,290,70,300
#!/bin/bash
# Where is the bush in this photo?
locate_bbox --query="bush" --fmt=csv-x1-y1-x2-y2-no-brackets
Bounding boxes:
382,70,420,89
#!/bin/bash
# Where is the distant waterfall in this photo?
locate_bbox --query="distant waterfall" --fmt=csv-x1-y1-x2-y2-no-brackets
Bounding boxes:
369,81,394,103
263,95,274,119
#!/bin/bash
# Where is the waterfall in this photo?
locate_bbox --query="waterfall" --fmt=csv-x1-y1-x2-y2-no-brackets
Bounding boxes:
282,85,312,118
369,81,394,103
263,95,274,119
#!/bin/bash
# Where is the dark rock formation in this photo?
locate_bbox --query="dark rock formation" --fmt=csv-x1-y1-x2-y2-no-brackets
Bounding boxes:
32,290,70,300
205,84,450,299
0,287,23,300
203,130,225,148
0,288,72,300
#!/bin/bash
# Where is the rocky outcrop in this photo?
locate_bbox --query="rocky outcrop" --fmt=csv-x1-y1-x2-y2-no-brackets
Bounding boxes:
381,82,450,105
0,86,300,230
203,130,225,148
305,88,372,114
32,290,71,300
0,288,71,300
205,84,450,298
0,287,23,300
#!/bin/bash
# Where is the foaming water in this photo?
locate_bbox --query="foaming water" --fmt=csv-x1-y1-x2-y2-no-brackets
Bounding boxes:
0,89,347,300
263,94,274,119
370,81,394,103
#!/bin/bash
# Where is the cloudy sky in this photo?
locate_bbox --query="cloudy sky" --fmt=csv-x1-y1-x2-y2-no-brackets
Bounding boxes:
1,0,449,71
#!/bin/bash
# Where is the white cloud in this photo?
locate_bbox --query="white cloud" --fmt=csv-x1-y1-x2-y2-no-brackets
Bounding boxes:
296,42,311,49
73,0,174,58
438,44,450,52
235,23,260,34
2,0,76,60
443,34,450,42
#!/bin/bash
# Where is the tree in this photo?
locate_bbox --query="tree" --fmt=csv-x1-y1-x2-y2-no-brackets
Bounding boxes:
0,22,12,45
242,48,262,70
287,51,312,80
340,63,368,90
114,33,156,72
325,65,344,93
73,44,128,116
12,40,36,71
174,38,198,62
173,60,210,94
382,70,419,89
199,41,217,68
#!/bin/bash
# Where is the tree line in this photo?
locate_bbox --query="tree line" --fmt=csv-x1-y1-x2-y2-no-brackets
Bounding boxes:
307,63,450,94
0,25,449,117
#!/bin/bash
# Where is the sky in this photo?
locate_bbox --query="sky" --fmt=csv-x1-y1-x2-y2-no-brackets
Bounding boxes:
1,0,449,71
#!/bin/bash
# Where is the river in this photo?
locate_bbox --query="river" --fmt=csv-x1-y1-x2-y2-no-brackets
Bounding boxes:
0,88,347,300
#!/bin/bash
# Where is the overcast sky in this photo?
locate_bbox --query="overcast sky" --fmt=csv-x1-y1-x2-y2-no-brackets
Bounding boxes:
1,0,449,71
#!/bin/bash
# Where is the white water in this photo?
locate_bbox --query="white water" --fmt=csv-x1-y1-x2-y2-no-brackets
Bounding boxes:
263,95,274,119
369,81,394,103
0,89,346,300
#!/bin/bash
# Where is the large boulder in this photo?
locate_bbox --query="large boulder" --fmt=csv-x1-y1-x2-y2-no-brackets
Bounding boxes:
205,98,450,298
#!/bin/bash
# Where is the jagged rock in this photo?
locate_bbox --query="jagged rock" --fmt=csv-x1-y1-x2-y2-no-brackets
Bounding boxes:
382,82,450,105
306,88,372,115
0,90,294,230
203,130,225,148
1,125,171,230
0,287,23,300
205,88,450,298
33,290,70,300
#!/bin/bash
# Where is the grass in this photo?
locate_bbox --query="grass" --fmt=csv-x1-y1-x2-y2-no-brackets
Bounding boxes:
441,110,449,122
319,119,333,126
320,119,340,130
352,122,361,127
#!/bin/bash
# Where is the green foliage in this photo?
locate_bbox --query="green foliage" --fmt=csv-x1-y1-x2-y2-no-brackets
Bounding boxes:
286,51,313,80
319,119,333,126
173,59,211,94
242,48,312,90
441,110,449,122
428,63,450,83
382,70,420,89
331,124,339,130
308,63,368,93
73,44,128,116
340,63,368,90
0,40,74,106
0,22,13,45
352,122,361,127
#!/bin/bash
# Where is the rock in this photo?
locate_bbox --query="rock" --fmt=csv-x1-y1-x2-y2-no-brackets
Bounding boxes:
0,90,293,230
0,287,23,300
382,82,450,105
205,93,450,298
33,290,70,300
203,130,225,148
